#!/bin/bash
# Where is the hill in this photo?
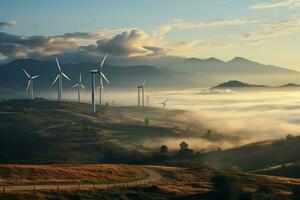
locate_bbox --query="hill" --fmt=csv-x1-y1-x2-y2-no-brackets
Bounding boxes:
211,80,267,89
211,80,300,89
0,164,147,185
200,135,300,171
0,99,238,164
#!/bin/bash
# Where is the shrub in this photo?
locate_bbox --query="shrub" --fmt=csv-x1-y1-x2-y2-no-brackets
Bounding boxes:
144,117,150,124
160,145,168,153
211,173,242,200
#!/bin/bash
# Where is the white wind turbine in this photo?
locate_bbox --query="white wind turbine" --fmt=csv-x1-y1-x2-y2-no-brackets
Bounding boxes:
22,69,39,100
73,73,86,103
159,99,168,110
90,69,98,112
98,53,110,106
52,57,71,102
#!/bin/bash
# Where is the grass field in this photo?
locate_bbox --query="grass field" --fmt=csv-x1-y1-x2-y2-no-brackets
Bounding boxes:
0,164,148,185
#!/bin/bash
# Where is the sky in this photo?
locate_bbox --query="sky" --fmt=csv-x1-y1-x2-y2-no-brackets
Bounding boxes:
0,0,299,69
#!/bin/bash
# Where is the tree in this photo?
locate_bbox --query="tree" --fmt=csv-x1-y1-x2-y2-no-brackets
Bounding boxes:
144,117,150,124
160,145,168,153
179,141,188,151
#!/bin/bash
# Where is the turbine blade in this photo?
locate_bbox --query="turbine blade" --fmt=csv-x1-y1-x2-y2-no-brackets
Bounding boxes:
52,74,60,86
22,69,30,78
73,83,79,88
101,72,110,84
56,57,61,71
62,72,71,81
80,84,86,89
81,88,86,94
100,53,108,70
163,99,168,104
31,75,39,79
26,80,31,92
142,80,146,86
79,73,82,83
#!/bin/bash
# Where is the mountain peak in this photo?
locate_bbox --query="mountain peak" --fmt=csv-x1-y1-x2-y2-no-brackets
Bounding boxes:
228,57,254,63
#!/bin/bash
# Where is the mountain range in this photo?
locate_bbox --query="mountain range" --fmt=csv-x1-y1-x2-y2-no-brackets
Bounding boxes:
0,57,299,97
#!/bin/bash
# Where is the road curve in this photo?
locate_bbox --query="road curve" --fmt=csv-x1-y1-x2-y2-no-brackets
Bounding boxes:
0,167,161,193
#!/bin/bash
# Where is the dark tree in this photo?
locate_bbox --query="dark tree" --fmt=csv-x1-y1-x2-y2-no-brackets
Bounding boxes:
160,145,168,153
180,141,188,151
144,117,150,124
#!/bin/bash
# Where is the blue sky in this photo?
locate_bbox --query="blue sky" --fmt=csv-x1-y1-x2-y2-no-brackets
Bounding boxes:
0,0,299,68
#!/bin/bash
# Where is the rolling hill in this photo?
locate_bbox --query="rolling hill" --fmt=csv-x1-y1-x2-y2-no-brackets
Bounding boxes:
199,135,300,172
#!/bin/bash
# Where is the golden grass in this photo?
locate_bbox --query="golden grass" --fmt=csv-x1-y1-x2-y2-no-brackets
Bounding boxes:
0,164,148,185
148,166,300,196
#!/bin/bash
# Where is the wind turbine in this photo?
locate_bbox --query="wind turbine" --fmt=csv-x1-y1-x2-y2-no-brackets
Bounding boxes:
146,96,150,106
73,73,86,103
90,69,98,112
159,99,168,110
137,80,146,107
52,57,71,102
98,53,110,106
22,69,39,100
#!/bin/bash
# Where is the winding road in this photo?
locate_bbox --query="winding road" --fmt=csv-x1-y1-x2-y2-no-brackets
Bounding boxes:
0,167,161,193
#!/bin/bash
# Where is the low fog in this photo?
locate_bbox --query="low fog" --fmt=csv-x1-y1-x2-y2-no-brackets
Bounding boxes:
9,87,300,150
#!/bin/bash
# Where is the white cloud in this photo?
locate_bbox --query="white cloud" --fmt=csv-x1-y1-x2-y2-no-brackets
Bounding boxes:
155,18,259,36
234,17,300,45
251,0,300,10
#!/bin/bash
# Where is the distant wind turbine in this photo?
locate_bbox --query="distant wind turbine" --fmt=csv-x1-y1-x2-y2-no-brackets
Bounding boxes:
22,69,39,100
52,57,71,102
159,99,168,110
73,73,86,103
146,96,150,106
98,53,110,106
137,80,146,107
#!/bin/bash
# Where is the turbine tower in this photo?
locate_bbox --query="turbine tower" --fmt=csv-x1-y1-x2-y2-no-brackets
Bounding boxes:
159,99,168,110
90,69,98,112
73,73,86,103
22,69,39,100
52,57,71,102
146,96,150,106
98,53,110,106
137,80,146,107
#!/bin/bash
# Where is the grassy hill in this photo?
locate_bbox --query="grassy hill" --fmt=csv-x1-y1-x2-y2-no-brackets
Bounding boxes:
0,164,147,185
1,99,231,164
200,136,300,171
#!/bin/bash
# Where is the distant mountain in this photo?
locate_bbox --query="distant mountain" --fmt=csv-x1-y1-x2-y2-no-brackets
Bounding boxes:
0,59,193,95
212,80,267,89
178,56,298,75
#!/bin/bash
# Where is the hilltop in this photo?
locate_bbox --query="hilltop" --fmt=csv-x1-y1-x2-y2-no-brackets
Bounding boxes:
211,80,300,90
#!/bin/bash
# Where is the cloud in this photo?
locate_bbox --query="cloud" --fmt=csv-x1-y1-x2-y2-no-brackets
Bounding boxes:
204,42,234,48
0,28,199,63
0,21,16,29
96,29,155,57
155,18,258,36
251,0,300,10
234,17,300,45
